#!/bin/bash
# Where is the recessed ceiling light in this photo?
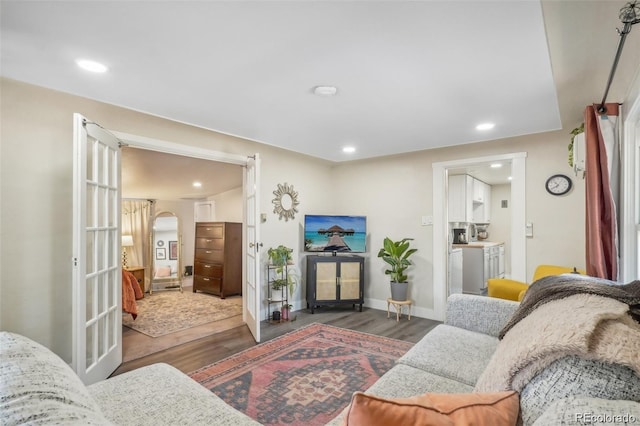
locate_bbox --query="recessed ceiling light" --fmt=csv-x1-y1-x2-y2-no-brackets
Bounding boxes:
490,163,502,168
508,176,513,181
76,59,108,73
342,146,356,153
193,181,202,188
476,122,495,131
313,86,338,96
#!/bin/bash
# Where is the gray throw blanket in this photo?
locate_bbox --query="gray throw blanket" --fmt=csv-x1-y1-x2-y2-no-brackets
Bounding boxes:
499,274,640,339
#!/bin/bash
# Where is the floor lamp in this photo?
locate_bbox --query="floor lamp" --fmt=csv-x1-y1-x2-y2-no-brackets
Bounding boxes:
122,235,134,268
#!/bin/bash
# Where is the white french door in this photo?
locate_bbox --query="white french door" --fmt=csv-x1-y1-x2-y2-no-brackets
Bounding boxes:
243,154,261,342
72,113,122,384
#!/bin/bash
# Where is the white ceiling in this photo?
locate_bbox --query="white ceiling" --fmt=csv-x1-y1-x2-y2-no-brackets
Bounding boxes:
2,0,639,197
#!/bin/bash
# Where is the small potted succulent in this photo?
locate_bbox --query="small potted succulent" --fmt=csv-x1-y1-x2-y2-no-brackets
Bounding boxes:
281,303,293,321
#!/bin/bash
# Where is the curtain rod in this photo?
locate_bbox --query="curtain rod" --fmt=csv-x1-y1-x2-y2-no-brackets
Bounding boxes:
597,1,640,113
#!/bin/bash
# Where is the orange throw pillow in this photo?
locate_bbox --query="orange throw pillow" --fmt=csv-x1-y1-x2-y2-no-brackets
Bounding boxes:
342,391,519,426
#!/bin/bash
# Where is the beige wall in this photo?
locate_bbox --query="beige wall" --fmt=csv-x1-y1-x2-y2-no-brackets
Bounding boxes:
209,187,243,223
1,76,633,361
330,130,586,312
0,78,334,361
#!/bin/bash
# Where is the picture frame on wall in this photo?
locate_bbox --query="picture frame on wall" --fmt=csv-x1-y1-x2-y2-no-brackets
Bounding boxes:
156,247,166,260
169,241,178,260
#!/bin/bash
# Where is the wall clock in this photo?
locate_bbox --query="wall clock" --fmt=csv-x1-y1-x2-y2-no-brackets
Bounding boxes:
545,174,572,196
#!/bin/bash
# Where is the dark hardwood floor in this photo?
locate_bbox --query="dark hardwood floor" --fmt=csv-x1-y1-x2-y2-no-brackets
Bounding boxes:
112,304,440,377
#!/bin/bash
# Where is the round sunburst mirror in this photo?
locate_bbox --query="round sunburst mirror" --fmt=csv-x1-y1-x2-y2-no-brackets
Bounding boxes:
272,182,299,221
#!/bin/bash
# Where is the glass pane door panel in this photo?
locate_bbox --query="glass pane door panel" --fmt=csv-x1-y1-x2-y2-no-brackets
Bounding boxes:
86,324,94,369
98,274,106,314
86,231,95,274
86,139,95,182
98,187,107,227
97,231,105,271
98,316,107,357
86,184,96,227
86,276,95,320
97,140,106,185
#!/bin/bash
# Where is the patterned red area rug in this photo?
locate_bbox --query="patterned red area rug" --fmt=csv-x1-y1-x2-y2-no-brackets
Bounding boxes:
189,323,413,426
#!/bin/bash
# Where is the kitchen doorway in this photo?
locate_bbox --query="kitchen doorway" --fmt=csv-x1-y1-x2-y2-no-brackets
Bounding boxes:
432,152,527,321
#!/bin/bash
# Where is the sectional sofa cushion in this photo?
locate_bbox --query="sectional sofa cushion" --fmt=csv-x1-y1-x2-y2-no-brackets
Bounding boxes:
341,390,519,426
519,356,640,425
0,332,114,426
397,324,498,386
532,397,640,425
87,363,260,426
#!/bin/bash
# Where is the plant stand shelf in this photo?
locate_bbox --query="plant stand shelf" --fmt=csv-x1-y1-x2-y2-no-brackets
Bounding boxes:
266,263,290,324
387,298,412,321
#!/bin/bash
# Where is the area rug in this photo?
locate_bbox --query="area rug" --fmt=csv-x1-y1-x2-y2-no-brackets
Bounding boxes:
189,323,413,426
122,290,242,337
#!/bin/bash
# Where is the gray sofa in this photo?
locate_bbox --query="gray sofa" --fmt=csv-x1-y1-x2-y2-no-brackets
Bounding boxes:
330,293,640,425
3,294,639,425
0,331,259,425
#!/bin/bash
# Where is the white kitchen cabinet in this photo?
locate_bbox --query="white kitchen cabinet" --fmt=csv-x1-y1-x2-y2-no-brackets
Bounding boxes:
448,175,474,223
449,174,491,223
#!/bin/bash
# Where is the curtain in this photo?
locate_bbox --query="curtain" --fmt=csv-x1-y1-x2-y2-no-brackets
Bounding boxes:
584,103,621,280
122,199,153,290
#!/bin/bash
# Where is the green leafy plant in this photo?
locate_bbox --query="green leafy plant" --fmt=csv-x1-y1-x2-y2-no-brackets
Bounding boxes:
267,245,298,296
268,245,292,269
377,237,418,283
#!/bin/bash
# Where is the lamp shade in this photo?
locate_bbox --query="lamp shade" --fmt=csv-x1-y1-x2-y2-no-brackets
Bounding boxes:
121,235,134,247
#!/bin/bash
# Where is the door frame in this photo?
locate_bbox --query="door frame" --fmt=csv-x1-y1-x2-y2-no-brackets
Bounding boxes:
432,152,527,320
112,131,261,338
621,86,640,282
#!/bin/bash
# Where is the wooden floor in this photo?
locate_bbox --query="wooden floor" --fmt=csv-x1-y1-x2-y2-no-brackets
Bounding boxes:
112,304,440,377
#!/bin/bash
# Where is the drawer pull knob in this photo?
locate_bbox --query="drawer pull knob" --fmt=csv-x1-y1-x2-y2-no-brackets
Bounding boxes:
204,265,211,268
203,278,210,281
206,250,212,254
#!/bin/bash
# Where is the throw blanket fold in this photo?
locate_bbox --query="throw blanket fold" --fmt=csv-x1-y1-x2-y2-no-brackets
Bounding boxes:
475,293,640,393
499,275,640,339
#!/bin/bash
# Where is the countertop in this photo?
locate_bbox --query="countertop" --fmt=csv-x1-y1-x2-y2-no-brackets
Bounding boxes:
452,241,504,248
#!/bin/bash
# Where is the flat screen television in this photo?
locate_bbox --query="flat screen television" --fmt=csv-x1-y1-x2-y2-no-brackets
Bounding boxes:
304,215,367,253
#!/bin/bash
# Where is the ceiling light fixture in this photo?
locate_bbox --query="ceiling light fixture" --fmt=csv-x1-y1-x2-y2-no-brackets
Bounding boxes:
490,163,502,168
76,59,108,73
342,146,356,153
476,122,495,131
313,86,338,96
192,181,202,188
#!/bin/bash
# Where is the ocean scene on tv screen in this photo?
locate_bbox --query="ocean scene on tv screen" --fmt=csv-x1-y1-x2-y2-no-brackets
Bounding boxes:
304,215,366,252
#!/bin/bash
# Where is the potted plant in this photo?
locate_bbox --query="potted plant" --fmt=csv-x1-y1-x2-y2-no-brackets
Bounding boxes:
377,237,418,301
281,303,292,320
267,245,298,296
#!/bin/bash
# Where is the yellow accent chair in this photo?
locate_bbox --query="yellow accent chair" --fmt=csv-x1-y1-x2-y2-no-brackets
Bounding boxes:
487,265,586,302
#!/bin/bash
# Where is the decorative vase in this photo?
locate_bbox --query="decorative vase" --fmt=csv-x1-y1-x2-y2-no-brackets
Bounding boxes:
390,282,409,301
272,310,281,321
281,306,290,320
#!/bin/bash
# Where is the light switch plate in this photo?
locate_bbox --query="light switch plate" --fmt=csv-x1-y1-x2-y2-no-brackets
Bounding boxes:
526,222,533,237
421,215,433,226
